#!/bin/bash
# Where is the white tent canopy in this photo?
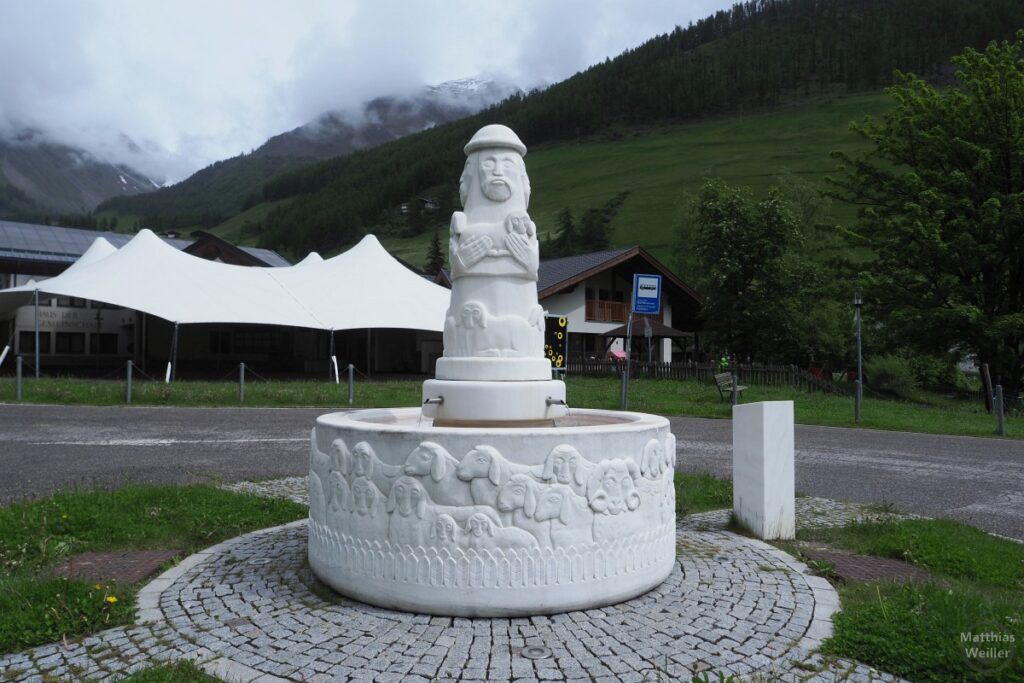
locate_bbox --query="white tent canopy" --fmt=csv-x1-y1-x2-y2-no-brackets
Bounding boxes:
0,229,449,332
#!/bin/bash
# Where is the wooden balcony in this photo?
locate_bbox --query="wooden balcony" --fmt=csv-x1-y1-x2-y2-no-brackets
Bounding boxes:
585,299,627,322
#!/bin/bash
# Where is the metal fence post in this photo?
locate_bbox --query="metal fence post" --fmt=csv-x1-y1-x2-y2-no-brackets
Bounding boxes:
731,372,738,406
16,355,23,401
239,362,246,403
996,385,1005,436
855,380,862,423
620,370,629,410
126,360,133,404
347,364,354,406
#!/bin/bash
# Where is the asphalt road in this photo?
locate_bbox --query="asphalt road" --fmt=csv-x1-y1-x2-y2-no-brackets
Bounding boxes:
1,404,1021,540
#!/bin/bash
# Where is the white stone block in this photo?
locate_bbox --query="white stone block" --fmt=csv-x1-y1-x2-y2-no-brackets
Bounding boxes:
732,401,795,540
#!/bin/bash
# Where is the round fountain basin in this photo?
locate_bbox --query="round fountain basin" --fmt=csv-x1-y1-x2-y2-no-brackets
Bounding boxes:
308,407,677,617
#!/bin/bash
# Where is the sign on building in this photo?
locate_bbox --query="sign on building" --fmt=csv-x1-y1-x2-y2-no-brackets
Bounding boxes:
632,273,662,314
544,315,568,370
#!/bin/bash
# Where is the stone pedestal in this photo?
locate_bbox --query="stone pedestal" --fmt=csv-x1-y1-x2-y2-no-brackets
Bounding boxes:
732,401,795,540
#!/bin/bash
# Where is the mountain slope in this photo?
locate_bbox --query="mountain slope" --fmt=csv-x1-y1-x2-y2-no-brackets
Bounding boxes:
0,134,158,217
97,78,519,230
242,0,1024,259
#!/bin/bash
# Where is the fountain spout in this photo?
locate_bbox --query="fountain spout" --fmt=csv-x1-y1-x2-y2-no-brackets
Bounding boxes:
423,397,444,406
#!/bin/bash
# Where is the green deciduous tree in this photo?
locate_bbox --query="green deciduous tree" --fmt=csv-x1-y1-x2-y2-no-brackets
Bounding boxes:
681,178,850,366
829,32,1024,397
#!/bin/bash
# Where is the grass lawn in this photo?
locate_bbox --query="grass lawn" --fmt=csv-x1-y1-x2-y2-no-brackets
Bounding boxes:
799,519,1024,682
120,661,223,682
0,485,306,654
2,374,1018,440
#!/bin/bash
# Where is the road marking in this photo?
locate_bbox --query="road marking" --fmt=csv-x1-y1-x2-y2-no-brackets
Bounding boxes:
27,438,309,447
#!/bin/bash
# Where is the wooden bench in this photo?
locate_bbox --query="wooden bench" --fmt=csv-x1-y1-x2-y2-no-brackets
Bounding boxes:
714,372,747,402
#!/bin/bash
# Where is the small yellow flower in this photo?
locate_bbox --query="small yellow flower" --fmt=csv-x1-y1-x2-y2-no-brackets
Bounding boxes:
94,584,102,591
105,596,118,604
61,513,69,520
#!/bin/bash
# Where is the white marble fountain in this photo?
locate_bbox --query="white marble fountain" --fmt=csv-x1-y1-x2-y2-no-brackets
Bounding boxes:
308,125,676,616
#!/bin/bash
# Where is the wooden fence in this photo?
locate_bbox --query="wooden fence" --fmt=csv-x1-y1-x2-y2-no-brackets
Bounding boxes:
565,359,851,395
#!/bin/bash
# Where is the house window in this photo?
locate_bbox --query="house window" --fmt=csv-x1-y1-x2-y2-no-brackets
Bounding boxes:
19,331,51,354
55,332,86,354
55,296,87,308
89,333,118,354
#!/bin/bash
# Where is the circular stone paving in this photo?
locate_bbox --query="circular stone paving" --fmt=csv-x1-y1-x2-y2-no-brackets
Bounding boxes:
132,520,837,682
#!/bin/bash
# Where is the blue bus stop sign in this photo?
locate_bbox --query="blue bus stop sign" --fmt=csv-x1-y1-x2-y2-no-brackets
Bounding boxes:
632,273,662,314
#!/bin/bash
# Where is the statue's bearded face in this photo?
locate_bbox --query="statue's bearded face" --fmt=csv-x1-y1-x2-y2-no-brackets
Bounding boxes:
477,151,521,202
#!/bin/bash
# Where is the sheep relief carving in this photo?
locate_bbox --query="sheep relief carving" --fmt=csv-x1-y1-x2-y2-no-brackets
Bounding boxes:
309,435,676,573
443,301,545,358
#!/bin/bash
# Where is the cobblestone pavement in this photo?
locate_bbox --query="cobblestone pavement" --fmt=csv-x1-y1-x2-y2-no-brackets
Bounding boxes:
0,479,908,682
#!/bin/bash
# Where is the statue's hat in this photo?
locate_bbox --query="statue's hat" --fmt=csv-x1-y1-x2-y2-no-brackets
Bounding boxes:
464,124,527,156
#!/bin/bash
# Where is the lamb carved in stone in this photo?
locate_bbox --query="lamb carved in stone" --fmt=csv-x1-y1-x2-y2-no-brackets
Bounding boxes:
538,444,592,497
386,475,500,547
464,512,539,552
403,442,474,506
450,301,538,358
456,445,538,510
532,484,595,547
640,438,666,479
326,471,352,534
495,474,551,547
429,513,466,550
329,437,352,477
352,441,402,496
349,476,389,539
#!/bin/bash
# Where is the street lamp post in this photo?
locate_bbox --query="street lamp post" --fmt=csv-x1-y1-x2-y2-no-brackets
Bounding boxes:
854,291,863,423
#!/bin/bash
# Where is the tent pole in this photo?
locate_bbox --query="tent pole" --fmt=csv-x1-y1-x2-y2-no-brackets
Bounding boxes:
33,289,40,378
366,328,371,376
167,322,179,383
329,329,336,381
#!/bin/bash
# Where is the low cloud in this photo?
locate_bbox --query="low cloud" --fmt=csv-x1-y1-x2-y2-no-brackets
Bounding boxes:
0,0,728,183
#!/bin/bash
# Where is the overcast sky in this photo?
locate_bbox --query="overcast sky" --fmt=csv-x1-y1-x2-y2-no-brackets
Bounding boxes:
0,1,730,183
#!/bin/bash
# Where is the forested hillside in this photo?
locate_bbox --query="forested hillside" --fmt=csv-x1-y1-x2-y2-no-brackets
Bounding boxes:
104,0,1024,258
250,0,1024,258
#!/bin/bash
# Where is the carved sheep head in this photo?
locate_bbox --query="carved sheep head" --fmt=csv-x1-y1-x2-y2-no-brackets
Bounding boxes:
328,471,351,512
351,477,378,517
466,512,496,538
459,302,487,329
386,476,428,519
405,441,450,482
586,459,641,515
457,445,503,485
542,445,585,486
497,474,538,516
352,441,375,477
328,438,352,476
532,485,576,525
430,513,459,541
641,438,664,479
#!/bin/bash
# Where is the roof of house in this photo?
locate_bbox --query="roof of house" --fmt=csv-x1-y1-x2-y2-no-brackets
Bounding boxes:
434,245,702,304
0,220,291,267
537,246,702,303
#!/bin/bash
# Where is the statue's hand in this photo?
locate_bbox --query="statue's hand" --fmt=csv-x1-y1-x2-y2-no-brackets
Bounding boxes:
457,234,492,267
504,231,534,268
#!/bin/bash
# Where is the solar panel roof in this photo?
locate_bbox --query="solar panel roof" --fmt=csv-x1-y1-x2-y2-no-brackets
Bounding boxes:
0,220,289,267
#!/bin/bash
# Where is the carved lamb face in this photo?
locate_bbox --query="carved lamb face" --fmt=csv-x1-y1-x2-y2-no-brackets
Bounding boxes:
533,486,572,524
459,302,486,328
497,474,536,514
432,514,458,541
467,513,495,537
389,476,426,518
352,442,374,477
328,471,348,508
351,478,377,516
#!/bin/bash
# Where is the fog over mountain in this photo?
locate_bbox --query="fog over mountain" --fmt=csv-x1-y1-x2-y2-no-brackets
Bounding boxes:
0,1,725,184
